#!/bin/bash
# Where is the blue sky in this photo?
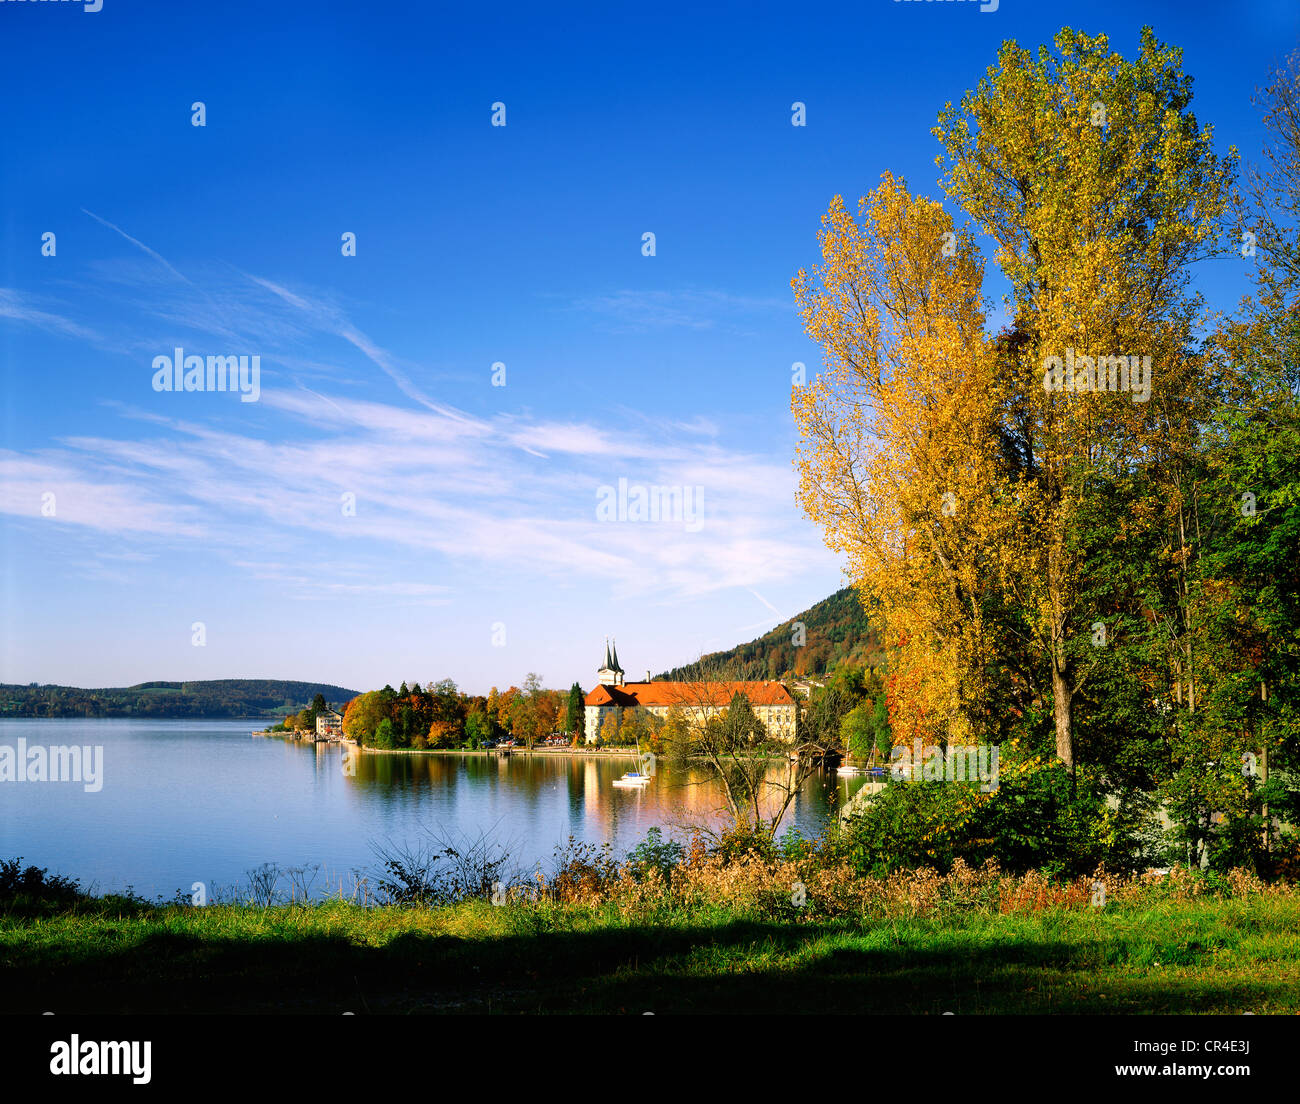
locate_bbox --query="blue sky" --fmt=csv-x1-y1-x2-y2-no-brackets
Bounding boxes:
0,0,1295,695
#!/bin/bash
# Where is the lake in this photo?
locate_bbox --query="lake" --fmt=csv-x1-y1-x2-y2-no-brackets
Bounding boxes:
0,718,870,900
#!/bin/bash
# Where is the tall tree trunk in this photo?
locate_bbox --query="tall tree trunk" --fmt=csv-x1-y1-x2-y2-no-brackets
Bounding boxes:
1048,555,1076,780
1261,680,1270,855
1051,650,1075,781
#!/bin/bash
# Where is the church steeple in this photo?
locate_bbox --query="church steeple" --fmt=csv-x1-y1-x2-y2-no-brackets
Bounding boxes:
597,637,625,687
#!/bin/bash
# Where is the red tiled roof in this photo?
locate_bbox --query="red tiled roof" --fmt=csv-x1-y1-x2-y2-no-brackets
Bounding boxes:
583,681,795,709
585,685,626,707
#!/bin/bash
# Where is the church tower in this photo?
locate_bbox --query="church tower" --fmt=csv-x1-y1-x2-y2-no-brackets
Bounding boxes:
597,637,625,687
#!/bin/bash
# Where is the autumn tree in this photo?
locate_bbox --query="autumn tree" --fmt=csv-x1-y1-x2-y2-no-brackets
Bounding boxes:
662,705,693,761
793,173,1002,747
426,717,460,749
643,709,667,755
795,27,1236,778
534,686,560,743
1245,47,1300,296
493,686,521,739
620,706,655,749
518,673,547,749
934,27,1235,774
343,691,389,745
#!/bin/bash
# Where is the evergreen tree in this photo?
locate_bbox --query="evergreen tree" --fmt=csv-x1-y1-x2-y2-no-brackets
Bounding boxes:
566,682,584,735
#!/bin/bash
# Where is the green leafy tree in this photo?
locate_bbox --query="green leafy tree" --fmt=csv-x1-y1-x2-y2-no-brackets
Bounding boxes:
516,673,545,749
372,717,396,750
464,708,490,749
840,698,890,761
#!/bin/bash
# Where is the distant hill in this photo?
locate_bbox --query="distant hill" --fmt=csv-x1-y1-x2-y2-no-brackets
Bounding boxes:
656,587,879,682
0,679,360,720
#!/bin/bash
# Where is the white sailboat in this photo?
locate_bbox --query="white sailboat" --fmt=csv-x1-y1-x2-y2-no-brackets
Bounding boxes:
612,734,653,787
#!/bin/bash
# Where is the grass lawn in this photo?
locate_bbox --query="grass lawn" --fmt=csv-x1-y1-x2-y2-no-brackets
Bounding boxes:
3,894,1298,1014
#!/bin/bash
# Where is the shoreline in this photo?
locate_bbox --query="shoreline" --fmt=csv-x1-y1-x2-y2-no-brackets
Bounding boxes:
258,730,647,757
257,729,817,763
352,744,644,757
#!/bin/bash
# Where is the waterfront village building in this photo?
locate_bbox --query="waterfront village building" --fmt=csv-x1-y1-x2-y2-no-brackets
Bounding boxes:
315,709,344,738
582,640,797,743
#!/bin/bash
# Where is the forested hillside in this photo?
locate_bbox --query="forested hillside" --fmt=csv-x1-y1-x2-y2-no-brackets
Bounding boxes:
656,587,878,681
0,680,359,719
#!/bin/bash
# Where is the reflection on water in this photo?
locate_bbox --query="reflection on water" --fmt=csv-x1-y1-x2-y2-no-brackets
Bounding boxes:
0,719,875,899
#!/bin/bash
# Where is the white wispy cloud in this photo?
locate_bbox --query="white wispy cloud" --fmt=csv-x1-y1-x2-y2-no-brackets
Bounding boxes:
81,208,194,287
13,394,818,601
0,234,836,606
0,289,105,344
246,274,473,421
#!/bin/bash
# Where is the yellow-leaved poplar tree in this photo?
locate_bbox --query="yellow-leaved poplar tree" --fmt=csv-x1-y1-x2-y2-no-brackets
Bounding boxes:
793,173,1006,745
795,28,1235,773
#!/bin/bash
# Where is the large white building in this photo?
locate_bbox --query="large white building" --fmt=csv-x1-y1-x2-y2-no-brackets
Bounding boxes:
582,640,797,743
315,709,343,738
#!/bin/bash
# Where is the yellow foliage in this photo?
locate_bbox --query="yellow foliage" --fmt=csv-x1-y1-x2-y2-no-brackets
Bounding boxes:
791,28,1236,761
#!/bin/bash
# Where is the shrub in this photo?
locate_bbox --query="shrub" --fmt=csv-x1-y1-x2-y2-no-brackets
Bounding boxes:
626,827,684,880
538,838,622,903
372,827,522,906
842,758,1155,877
0,858,82,909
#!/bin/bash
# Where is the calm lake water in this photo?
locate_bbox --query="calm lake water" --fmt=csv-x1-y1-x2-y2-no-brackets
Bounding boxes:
0,719,869,900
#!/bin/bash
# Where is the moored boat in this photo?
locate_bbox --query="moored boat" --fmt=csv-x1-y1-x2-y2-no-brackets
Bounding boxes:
612,735,654,787
612,771,651,787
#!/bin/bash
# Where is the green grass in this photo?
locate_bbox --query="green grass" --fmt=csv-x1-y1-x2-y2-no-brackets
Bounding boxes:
3,893,1298,1014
